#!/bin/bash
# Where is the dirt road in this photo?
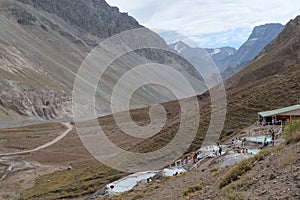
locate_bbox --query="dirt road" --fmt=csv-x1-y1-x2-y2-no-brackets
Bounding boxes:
0,123,73,156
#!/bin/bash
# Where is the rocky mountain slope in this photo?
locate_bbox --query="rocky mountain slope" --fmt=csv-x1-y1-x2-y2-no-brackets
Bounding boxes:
222,23,285,79
221,16,300,135
0,0,205,124
169,15,300,147
1,12,299,200
15,0,142,41
170,23,284,79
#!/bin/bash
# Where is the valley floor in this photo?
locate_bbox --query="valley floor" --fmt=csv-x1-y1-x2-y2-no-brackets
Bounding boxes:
0,121,299,200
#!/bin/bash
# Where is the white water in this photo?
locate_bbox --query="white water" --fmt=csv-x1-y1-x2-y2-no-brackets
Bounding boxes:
246,136,272,143
162,168,186,177
107,171,158,194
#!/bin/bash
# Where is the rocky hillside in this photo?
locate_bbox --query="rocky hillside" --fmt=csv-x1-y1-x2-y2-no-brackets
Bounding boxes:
222,16,300,135
0,0,205,125
15,0,142,41
170,15,300,144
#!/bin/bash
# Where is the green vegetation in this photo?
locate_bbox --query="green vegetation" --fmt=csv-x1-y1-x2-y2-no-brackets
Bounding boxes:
21,164,125,200
284,120,300,144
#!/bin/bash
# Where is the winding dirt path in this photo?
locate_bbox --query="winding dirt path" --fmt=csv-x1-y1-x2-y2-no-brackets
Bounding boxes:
0,122,73,157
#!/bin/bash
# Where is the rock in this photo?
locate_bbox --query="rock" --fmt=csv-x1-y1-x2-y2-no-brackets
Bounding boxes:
269,173,276,180
294,175,300,181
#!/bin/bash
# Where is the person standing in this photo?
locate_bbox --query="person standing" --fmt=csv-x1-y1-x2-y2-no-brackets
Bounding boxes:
242,138,246,146
185,156,188,166
218,145,222,156
193,152,197,163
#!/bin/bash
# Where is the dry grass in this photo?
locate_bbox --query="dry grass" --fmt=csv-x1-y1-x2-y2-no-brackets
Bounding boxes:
218,158,253,188
183,182,204,197
218,174,253,200
218,189,244,200
21,163,125,200
211,167,226,177
0,122,66,152
218,145,283,188
275,147,298,168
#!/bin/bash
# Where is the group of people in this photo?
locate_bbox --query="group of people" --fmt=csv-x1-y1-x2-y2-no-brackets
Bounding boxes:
184,144,223,167
234,147,249,154
184,152,199,166
263,128,276,147
210,144,223,158
232,137,247,146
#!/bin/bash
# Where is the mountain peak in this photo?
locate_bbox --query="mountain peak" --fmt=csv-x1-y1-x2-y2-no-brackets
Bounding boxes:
16,0,142,39
249,23,284,40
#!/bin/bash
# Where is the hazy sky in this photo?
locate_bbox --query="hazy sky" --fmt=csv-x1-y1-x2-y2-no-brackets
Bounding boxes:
106,0,300,48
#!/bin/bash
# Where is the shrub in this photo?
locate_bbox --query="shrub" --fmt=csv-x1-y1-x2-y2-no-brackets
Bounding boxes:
284,120,300,144
183,182,203,197
218,145,282,188
218,158,254,188
218,189,244,200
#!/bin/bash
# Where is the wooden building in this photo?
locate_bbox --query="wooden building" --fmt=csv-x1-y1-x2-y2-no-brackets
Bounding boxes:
258,105,300,124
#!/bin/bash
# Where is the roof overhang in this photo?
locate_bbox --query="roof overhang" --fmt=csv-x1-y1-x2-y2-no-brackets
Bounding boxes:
258,105,300,117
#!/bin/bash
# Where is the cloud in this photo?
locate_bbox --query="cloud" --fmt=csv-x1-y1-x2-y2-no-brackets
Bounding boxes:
106,0,300,47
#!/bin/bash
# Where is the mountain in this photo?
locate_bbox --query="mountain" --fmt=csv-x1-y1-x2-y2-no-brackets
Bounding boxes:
169,23,285,79
0,0,205,124
169,41,237,72
221,16,300,135
170,15,300,147
222,23,285,78
15,0,142,41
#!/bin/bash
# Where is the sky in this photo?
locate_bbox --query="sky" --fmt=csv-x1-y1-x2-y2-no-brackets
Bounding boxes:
105,0,300,49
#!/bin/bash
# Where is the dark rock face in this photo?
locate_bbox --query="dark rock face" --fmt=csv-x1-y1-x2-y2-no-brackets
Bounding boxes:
16,0,142,38
9,7,37,25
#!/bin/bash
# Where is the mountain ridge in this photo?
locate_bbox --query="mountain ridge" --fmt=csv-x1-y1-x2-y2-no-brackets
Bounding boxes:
221,16,300,136
0,0,206,124
222,23,285,78
169,23,285,79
